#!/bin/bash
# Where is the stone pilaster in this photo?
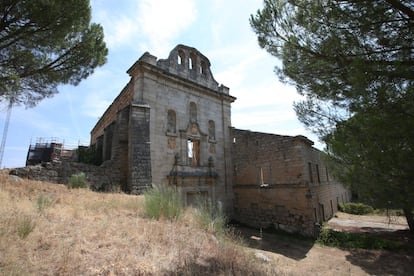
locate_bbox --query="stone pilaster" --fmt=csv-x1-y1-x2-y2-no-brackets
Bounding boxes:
128,103,152,194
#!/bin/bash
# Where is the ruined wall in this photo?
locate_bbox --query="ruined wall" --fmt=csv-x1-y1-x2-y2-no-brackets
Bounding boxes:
10,161,121,192
90,83,134,144
231,128,349,236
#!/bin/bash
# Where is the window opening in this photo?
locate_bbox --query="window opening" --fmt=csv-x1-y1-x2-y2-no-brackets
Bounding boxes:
189,57,193,69
189,52,196,70
316,164,321,184
187,139,200,166
200,60,206,74
308,162,313,183
177,50,185,65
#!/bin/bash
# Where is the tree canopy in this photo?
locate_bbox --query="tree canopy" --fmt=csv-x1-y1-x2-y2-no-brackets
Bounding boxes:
0,0,108,107
251,0,414,231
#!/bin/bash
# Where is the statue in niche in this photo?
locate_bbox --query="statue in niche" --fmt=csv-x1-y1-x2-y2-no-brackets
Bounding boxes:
168,137,176,149
191,123,198,135
209,143,216,154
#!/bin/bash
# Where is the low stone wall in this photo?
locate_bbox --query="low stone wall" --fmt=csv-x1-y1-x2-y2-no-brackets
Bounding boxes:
9,160,121,192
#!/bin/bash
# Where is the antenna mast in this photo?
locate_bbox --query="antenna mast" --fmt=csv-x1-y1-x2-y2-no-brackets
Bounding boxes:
0,99,13,168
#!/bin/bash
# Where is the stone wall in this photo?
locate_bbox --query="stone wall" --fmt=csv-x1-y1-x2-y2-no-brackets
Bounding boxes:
9,160,121,192
90,83,134,144
231,128,350,237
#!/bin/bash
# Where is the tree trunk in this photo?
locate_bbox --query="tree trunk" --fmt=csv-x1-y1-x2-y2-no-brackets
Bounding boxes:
403,208,414,233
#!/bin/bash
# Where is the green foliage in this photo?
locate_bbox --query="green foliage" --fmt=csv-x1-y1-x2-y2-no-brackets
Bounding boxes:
77,146,102,166
317,228,402,250
68,172,87,189
17,215,35,239
0,0,108,107
251,0,414,232
36,194,54,213
193,197,228,235
143,186,182,220
338,202,374,215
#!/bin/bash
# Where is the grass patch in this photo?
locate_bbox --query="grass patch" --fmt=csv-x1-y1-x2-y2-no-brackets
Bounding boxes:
338,202,374,215
36,194,55,212
317,228,403,250
143,186,182,220
17,215,36,239
193,198,228,236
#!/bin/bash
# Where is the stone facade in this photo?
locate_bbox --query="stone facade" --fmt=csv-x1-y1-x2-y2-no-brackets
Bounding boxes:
14,44,350,237
90,45,236,211
231,129,350,236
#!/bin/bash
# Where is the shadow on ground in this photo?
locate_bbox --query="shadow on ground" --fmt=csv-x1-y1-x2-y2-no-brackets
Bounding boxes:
233,224,314,260
346,246,414,275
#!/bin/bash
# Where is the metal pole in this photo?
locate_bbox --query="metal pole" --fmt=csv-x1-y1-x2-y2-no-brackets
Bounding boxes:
0,99,13,168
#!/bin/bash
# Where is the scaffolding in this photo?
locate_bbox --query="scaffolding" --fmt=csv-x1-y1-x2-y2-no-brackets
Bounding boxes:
25,138,86,166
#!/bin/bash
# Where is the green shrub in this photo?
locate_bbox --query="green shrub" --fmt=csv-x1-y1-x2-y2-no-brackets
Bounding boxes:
143,186,182,220
36,194,54,212
68,172,87,189
193,197,228,235
17,215,35,239
317,228,401,250
339,202,374,215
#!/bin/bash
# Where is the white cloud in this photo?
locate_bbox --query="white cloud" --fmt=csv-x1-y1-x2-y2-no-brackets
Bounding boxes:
138,0,197,55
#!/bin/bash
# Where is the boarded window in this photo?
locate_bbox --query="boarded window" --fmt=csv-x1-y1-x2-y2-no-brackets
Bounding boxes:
316,164,321,184
167,109,176,133
208,120,215,140
189,102,197,123
308,162,313,183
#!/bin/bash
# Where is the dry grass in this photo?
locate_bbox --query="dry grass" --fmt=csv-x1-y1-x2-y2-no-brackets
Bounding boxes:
0,171,278,275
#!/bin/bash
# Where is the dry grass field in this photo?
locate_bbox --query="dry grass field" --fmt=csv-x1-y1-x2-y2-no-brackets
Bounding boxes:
1,170,413,275
0,171,278,275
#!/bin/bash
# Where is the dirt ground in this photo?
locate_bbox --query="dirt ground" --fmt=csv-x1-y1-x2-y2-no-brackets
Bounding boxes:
238,213,413,275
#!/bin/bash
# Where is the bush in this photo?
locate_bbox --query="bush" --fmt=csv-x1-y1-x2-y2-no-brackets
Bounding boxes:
338,202,374,215
68,172,87,189
317,228,402,250
143,186,182,220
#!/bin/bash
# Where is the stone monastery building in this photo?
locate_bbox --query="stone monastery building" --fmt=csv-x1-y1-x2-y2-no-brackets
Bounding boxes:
90,45,350,236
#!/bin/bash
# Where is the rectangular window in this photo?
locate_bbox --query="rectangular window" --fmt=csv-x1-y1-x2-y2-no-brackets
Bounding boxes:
187,139,200,166
316,164,321,184
308,162,313,183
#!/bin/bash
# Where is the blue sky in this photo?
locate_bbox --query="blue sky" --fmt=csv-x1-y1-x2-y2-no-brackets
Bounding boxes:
0,0,321,168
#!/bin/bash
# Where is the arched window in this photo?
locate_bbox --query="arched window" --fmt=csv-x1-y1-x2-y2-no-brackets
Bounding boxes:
167,109,176,133
189,102,197,123
200,60,206,75
208,120,215,140
177,50,185,66
189,52,196,70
